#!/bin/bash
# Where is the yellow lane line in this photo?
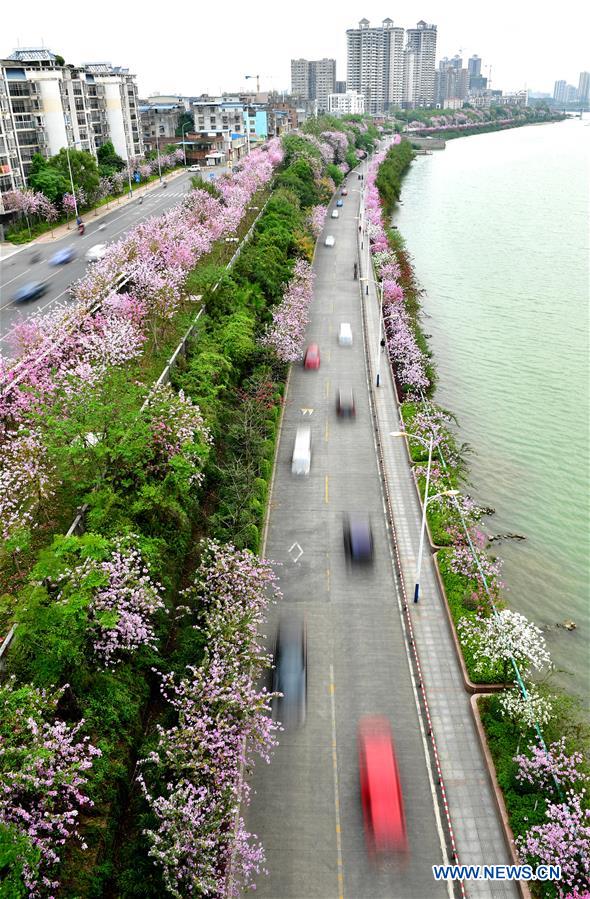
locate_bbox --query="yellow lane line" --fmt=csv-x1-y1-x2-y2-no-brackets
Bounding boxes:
325,378,330,399
329,664,344,899
325,419,329,442
325,475,329,504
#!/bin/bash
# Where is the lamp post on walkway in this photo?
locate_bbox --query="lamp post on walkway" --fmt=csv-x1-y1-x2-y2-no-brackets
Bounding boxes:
376,281,384,386
391,429,458,602
181,122,191,166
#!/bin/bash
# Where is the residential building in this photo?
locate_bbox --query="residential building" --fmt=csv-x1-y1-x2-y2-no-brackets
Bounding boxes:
403,21,438,107
469,74,488,92
335,80,347,94
290,58,336,112
468,55,481,85
436,63,469,105
192,97,245,134
553,80,578,104
328,90,365,115
578,71,590,105
0,48,143,201
139,101,183,153
346,17,405,114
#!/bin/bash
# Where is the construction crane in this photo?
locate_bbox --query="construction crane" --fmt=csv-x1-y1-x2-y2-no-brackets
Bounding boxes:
245,74,260,94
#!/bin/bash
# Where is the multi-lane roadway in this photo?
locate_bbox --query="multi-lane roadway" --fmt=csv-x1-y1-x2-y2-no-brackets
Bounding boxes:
0,168,221,347
244,180,454,898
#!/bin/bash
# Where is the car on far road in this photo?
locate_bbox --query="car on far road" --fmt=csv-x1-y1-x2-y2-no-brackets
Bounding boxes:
331,209,339,219
303,343,321,369
336,387,355,418
49,246,76,266
188,164,202,172
11,281,48,304
358,716,407,854
85,243,108,264
338,322,353,346
336,199,344,207
341,187,348,196
343,513,373,564
272,614,307,730
324,235,335,247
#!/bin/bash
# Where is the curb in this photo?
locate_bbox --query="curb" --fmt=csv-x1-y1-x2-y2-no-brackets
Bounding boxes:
470,694,532,899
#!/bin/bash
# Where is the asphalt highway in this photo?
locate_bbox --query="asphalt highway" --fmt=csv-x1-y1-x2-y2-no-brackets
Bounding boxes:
244,181,454,899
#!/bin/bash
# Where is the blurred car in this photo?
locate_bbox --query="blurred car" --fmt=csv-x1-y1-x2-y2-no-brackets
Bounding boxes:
341,188,348,196
49,246,76,266
331,209,339,219
358,716,407,854
272,615,307,730
336,199,344,207
336,388,356,418
303,343,321,369
291,425,311,476
338,322,353,346
343,513,373,564
188,164,202,172
11,281,48,303
85,243,107,263
324,235,335,247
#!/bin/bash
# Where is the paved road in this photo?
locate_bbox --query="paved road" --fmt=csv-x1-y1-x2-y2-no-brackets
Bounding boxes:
0,166,226,348
244,183,454,898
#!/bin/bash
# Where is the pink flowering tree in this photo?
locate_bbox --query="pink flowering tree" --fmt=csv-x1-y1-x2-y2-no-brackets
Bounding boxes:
0,426,56,559
144,384,212,487
260,259,315,362
308,204,327,239
138,540,281,897
0,678,101,896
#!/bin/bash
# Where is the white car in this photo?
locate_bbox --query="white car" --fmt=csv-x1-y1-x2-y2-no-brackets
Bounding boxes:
188,164,202,172
85,243,107,263
325,235,335,247
338,323,353,346
331,209,339,219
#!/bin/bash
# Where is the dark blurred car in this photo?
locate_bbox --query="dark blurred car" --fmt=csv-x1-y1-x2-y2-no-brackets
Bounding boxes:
272,615,307,730
303,343,321,370
336,388,355,418
336,199,344,207
358,716,407,854
11,281,48,303
49,246,76,265
343,513,373,564
341,188,348,196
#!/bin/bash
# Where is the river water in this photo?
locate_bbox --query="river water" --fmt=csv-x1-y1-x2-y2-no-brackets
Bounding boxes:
393,118,589,708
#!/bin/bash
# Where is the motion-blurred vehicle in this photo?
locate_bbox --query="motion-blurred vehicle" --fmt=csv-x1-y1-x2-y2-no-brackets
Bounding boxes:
331,209,339,219
324,235,335,247
343,513,373,564
341,188,348,196
291,425,311,476
336,199,344,207
338,322,353,346
85,243,107,263
272,615,307,729
11,281,48,303
303,343,321,370
336,388,356,418
49,246,76,266
358,716,407,854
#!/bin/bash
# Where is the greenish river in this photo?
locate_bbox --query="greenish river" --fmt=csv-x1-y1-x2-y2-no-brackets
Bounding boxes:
394,118,589,707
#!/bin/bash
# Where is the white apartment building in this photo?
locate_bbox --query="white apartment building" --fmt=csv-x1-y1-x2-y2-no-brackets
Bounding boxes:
403,21,437,107
346,18,405,115
328,90,365,115
0,48,143,201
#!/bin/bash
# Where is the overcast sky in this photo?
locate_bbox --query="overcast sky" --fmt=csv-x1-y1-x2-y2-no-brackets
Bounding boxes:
5,0,589,97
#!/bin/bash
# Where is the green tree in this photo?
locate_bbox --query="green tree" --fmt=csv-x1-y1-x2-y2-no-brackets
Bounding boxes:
96,140,126,176
175,111,193,137
48,147,100,199
28,155,69,204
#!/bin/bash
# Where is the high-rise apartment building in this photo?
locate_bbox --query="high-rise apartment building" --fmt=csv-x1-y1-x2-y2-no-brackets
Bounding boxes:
290,58,336,112
468,55,482,84
403,21,437,107
553,79,579,104
0,48,143,198
346,18,405,114
436,65,470,105
578,71,590,104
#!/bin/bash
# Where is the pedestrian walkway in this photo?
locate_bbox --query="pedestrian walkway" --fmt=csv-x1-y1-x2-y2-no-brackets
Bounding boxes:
357,163,518,897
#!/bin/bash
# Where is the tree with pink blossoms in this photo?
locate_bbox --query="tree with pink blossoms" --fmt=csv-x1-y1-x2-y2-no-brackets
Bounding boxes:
308,204,327,239
260,258,315,362
0,678,101,897
0,426,56,554
138,540,281,898
144,384,212,487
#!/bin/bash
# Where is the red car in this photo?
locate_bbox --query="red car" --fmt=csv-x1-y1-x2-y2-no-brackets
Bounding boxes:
303,343,321,369
358,717,407,854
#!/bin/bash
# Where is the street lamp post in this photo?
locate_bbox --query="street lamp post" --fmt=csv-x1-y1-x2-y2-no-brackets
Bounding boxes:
376,281,384,387
181,122,191,166
65,144,79,221
391,429,458,602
